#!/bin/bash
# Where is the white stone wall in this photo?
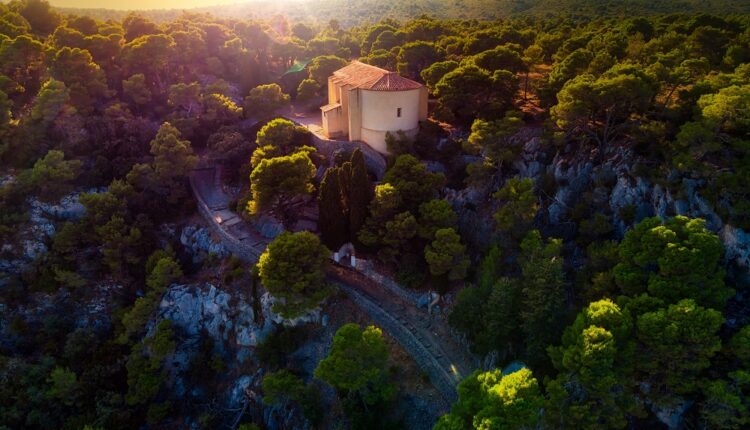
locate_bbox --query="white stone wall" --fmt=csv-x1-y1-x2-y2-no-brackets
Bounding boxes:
360,126,419,154
360,88,422,153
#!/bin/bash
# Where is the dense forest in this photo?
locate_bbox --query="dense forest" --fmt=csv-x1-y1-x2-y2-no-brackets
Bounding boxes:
1,0,750,429
54,0,750,26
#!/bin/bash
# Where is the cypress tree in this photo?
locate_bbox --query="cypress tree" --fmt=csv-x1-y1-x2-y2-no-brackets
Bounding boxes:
338,161,353,216
318,167,348,249
348,148,372,243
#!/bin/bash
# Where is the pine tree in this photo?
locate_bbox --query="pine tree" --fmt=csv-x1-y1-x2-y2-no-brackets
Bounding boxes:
518,230,566,370
348,148,372,243
318,167,348,249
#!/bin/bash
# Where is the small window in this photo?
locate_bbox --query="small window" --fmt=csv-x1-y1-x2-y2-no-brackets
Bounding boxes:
397,108,402,118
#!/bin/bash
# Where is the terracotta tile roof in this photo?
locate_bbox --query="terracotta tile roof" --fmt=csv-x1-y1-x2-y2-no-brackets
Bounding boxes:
331,61,423,91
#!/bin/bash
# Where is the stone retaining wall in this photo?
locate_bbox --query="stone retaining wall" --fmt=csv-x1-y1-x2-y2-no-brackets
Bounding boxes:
352,259,422,307
334,282,457,403
189,170,262,263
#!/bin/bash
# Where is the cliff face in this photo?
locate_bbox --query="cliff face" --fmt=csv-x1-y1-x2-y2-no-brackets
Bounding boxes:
519,128,749,271
449,125,750,282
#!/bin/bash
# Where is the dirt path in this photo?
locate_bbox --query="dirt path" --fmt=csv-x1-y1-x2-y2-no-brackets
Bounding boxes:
190,162,479,402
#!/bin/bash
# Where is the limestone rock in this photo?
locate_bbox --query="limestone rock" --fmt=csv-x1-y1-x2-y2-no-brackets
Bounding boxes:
180,225,230,262
254,215,285,239
158,283,268,354
652,400,693,430
22,239,47,261
261,292,321,327
227,373,257,410
30,192,87,220
721,225,750,268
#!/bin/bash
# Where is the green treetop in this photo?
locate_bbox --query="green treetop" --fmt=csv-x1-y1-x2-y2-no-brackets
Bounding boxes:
308,54,347,86
493,177,538,241
518,230,566,368
382,154,445,211
314,323,395,406
257,231,330,318
612,216,732,309
247,150,316,216
244,83,290,118
21,149,81,202
421,60,459,92
347,148,372,243
636,299,724,405
417,199,458,240
546,299,642,430
434,368,543,430
551,63,657,153
424,227,469,282
252,118,310,167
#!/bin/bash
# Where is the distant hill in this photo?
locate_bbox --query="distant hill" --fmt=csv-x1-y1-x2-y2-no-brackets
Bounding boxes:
516,0,750,17
55,0,750,25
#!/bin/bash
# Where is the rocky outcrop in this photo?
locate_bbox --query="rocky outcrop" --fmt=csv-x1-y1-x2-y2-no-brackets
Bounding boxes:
179,225,231,263
720,225,750,269
77,282,125,330
260,292,322,327
155,284,323,369
226,371,311,430
157,283,267,361
514,135,545,179
29,193,87,221
607,171,750,268
651,399,693,429
1,190,96,275
510,133,750,270
444,187,496,251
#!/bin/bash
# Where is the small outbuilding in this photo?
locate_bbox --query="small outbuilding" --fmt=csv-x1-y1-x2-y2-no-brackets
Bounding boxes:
320,61,428,154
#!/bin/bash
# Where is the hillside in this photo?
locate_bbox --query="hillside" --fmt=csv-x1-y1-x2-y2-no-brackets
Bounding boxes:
2,0,750,428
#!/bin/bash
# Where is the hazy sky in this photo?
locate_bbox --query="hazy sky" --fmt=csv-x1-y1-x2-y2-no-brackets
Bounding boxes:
47,0,255,10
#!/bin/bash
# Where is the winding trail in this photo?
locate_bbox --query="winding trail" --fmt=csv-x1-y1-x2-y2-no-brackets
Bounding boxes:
190,161,478,403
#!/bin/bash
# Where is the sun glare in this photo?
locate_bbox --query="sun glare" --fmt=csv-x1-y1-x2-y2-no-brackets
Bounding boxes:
47,0,264,10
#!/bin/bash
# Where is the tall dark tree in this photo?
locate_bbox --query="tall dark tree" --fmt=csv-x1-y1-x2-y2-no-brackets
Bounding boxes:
318,166,348,249
347,148,372,243
518,230,566,370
